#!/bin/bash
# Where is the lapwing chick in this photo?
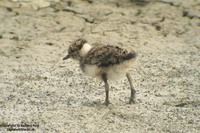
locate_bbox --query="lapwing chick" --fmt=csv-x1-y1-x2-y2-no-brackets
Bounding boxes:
63,39,137,106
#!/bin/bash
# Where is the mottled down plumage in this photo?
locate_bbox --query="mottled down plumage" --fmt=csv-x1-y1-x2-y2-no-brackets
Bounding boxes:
81,45,137,67
63,39,137,106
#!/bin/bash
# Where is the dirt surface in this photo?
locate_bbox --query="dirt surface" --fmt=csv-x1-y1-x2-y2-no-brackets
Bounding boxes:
0,0,200,132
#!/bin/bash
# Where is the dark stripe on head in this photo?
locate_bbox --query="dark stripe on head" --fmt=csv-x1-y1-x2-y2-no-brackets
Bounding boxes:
67,39,87,60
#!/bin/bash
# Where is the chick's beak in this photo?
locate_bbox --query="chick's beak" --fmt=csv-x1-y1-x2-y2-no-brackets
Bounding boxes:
63,54,70,60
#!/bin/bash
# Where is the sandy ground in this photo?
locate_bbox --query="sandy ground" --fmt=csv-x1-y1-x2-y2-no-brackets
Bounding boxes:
0,0,200,132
